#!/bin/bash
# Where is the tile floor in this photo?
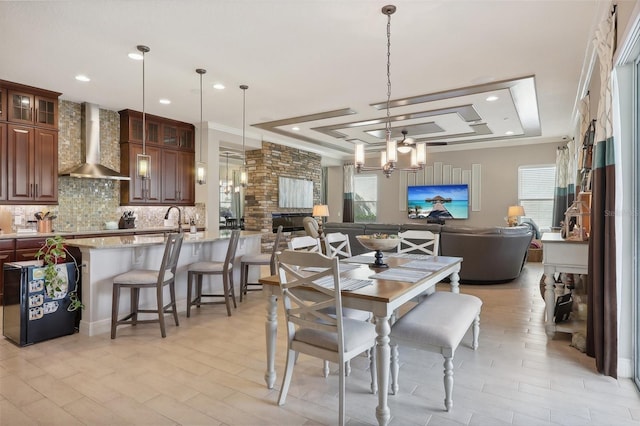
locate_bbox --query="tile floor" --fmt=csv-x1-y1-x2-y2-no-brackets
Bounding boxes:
1,262,639,425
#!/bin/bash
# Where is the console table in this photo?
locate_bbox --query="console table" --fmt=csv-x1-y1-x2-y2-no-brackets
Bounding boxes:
541,232,588,337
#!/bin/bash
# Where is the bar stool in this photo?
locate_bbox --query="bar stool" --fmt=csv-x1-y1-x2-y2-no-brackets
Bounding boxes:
239,225,283,301
111,233,184,339
186,230,240,317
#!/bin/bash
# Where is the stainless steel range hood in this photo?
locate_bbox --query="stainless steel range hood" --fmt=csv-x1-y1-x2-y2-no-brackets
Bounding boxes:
59,102,130,180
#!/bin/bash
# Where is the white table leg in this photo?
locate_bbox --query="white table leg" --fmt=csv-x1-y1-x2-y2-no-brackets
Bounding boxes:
375,314,391,426
265,293,278,389
449,270,460,294
544,267,556,338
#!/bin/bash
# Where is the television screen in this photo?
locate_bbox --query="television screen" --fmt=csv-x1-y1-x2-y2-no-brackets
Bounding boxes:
278,177,313,208
407,184,469,220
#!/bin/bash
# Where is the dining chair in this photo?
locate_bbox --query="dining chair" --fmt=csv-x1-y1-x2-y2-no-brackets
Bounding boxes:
110,233,184,339
322,230,372,377
397,229,440,255
239,225,284,301
324,232,352,259
275,249,377,425
287,235,321,252
186,230,240,317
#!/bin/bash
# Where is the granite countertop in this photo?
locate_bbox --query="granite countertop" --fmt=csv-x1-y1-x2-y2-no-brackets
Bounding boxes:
66,230,262,249
0,226,197,240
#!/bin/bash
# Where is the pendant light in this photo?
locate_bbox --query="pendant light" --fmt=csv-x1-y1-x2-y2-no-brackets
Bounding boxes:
196,68,207,185
136,45,151,184
354,5,426,178
220,151,232,195
240,84,248,187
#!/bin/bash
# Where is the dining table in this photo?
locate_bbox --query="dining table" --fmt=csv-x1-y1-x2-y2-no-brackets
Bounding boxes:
259,252,463,426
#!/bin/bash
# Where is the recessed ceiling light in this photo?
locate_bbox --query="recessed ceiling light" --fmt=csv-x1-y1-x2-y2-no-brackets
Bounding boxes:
128,52,143,60
292,127,300,131
213,83,225,90
486,95,499,102
505,130,514,135
159,99,171,105
75,74,90,82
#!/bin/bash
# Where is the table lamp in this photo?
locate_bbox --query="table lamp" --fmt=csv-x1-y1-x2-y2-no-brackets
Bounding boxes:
507,205,525,227
312,204,330,240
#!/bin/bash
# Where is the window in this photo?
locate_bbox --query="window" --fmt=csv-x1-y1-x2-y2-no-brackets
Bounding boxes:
518,164,556,230
354,174,378,223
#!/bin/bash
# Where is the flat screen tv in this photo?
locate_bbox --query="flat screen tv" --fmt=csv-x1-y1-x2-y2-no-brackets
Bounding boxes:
278,177,313,208
407,184,469,220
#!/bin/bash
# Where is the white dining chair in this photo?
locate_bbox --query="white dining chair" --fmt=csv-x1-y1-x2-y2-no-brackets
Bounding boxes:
287,235,321,252
239,225,284,301
397,229,439,255
324,232,352,259
275,250,377,426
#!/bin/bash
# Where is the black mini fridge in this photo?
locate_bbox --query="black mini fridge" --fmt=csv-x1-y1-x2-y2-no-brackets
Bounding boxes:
3,260,78,346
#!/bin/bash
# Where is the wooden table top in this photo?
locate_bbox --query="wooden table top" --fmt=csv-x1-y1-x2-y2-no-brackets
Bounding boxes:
259,254,462,304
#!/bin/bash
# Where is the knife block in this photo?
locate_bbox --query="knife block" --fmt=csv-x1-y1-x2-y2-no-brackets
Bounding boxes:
118,217,136,229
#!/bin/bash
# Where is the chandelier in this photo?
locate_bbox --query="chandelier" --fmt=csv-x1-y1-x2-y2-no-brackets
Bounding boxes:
136,45,151,184
354,5,426,178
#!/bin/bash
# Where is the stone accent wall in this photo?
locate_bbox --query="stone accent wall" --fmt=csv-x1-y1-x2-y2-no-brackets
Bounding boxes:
244,141,322,247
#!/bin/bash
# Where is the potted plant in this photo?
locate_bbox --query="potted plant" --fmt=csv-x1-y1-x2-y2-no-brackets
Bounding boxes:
35,235,84,311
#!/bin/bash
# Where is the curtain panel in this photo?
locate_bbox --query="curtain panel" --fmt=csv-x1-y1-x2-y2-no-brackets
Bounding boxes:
343,164,355,222
587,7,617,378
552,146,574,227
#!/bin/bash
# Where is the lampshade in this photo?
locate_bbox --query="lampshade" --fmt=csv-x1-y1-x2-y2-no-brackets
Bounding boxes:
313,205,330,217
507,205,525,217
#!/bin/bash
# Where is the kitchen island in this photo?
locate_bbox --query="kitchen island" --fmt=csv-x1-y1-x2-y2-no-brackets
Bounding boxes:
66,230,262,336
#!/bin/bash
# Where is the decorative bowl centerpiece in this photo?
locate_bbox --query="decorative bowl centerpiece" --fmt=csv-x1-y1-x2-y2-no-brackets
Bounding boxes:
356,234,400,268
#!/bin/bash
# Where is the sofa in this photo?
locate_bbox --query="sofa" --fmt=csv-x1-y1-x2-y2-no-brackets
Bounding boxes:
322,222,533,283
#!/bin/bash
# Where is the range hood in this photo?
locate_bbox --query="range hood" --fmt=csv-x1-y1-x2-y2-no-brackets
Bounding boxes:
59,102,130,180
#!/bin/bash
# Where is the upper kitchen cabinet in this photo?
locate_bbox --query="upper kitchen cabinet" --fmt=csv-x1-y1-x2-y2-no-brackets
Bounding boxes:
0,87,6,121
119,109,195,206
119,109,192,149
7,125,58,203
161,149,195,204
0,80,60,205
0,123,6,201
7,91,58,129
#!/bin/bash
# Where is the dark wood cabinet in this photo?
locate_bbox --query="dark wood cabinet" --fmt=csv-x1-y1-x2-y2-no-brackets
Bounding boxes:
0,122,6,201
119,109,195,206
0,239,16,306
0,88,6,121
14,237,48,261
7,90,58,129
120,143,162,204
161,149,195,204
7,124,58,203
1,80,60,205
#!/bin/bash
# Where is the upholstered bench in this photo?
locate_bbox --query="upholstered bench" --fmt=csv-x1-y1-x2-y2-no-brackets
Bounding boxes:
390,291,482,411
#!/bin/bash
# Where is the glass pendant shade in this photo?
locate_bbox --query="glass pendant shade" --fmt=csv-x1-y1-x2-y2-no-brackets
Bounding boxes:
196,162,206,185
355,144,365,166
137,153,150,179
240,169,247,186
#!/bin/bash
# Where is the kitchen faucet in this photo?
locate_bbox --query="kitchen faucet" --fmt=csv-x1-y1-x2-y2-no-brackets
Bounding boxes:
164,206,183,233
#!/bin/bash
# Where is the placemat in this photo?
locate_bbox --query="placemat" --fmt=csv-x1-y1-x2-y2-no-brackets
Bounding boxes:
312,276,373,291
369,268,431,283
